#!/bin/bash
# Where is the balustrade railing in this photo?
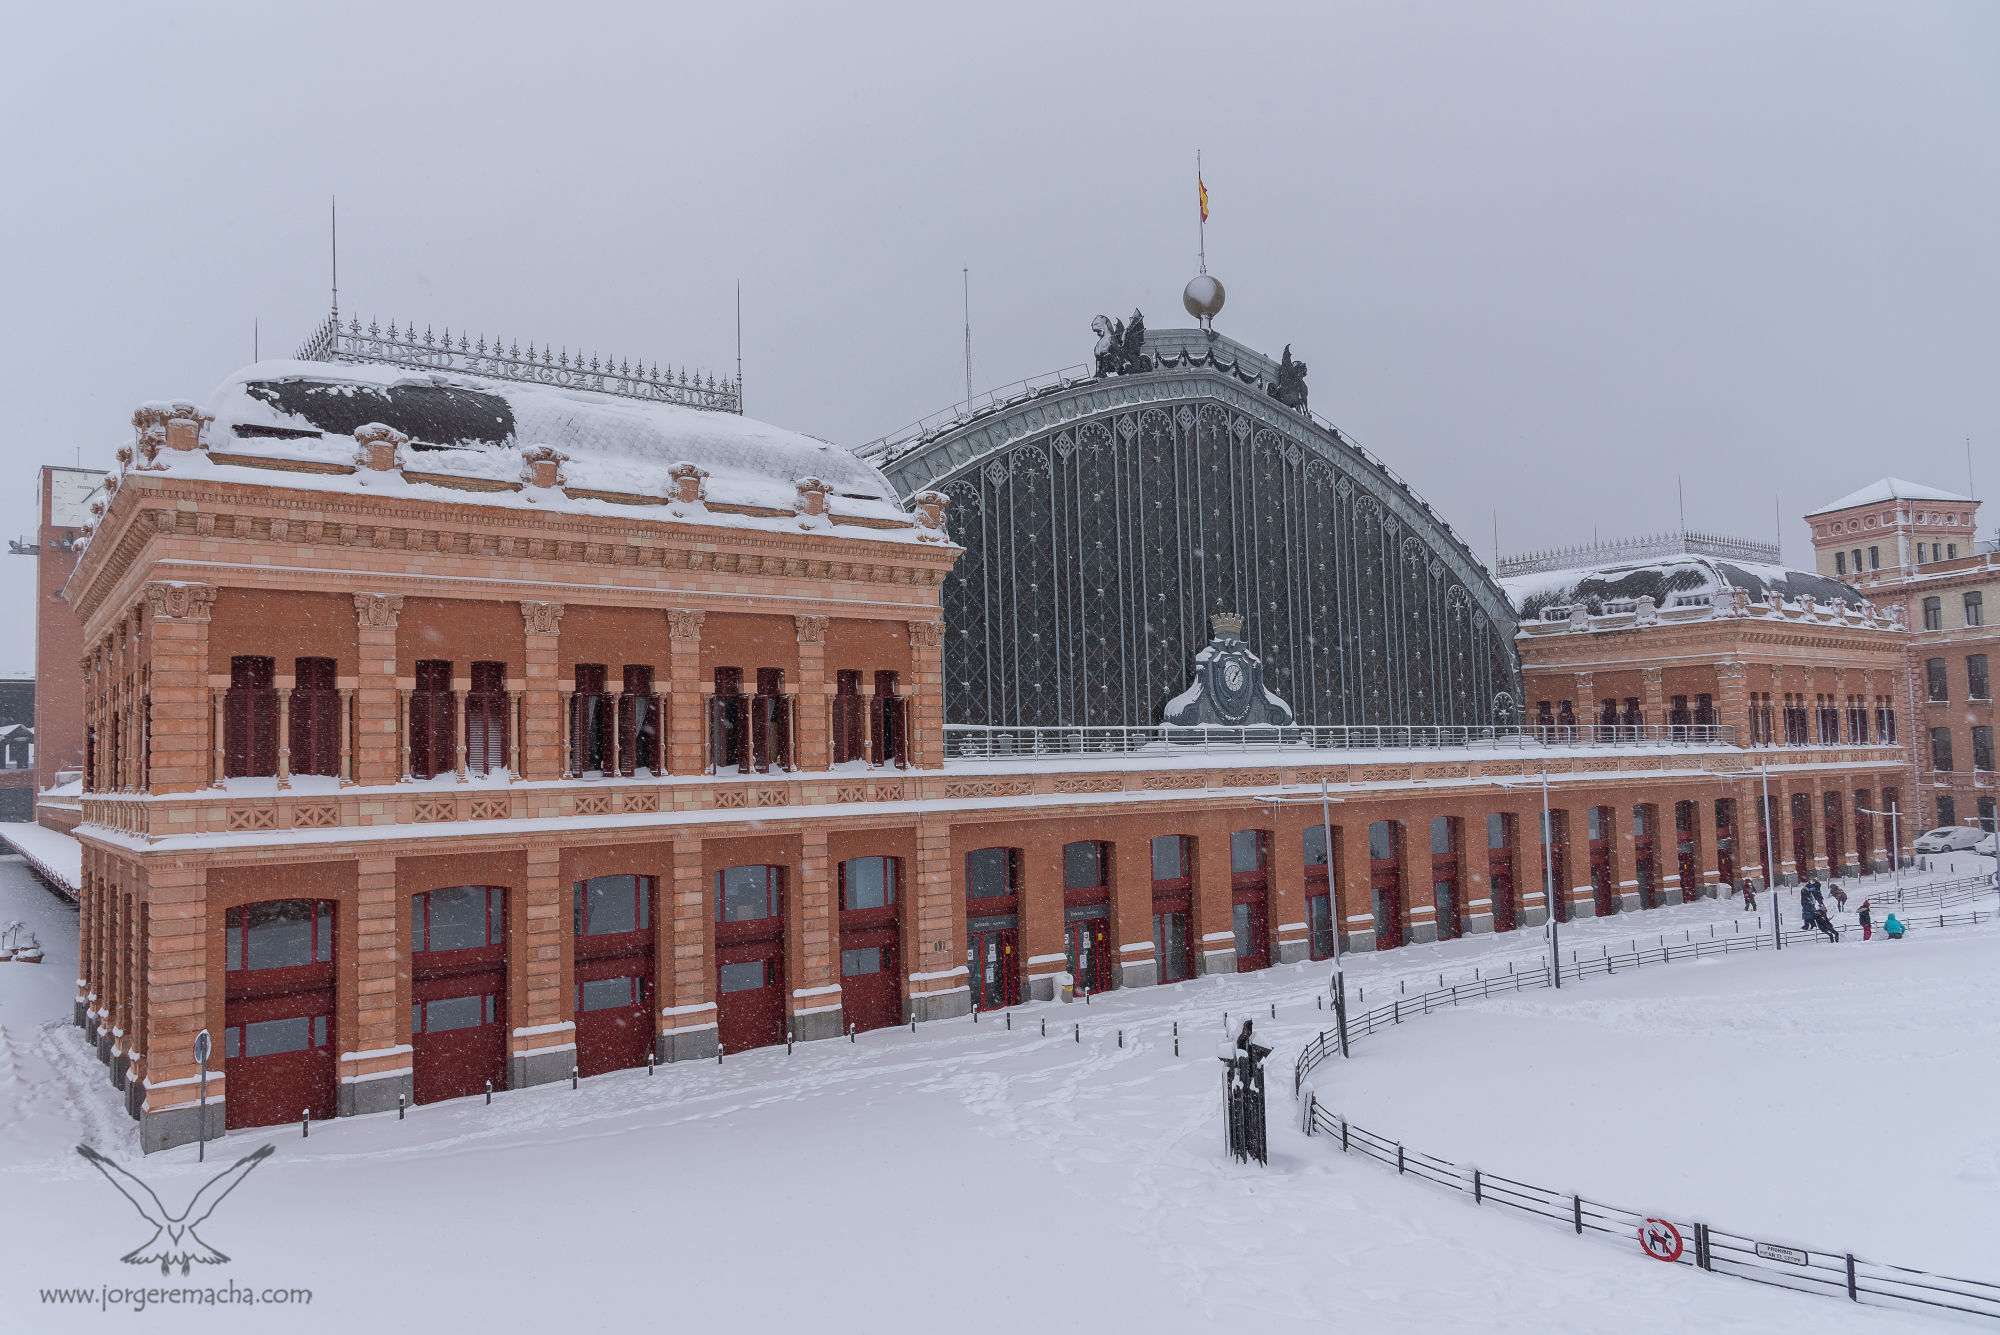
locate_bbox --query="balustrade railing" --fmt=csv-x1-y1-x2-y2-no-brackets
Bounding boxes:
944,722,1737,760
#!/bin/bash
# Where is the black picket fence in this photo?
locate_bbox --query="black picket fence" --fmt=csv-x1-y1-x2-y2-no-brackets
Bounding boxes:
1304,1097,2000,1321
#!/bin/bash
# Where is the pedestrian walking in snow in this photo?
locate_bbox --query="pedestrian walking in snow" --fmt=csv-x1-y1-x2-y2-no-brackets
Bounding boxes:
1741,877,1757,909
1800,881,1822,930
1884,912,1907,940
1812,905,1840,943
1828,884,1848,913
1858,900,1873,941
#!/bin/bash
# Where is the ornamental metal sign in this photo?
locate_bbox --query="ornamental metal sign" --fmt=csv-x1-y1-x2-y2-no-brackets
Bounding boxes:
1755,1241,1810,1267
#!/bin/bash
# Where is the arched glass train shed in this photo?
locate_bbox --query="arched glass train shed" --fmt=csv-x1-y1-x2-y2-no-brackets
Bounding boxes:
860,327,1523,730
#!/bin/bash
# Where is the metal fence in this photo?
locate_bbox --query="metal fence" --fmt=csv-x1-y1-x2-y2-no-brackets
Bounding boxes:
1304,1097,2000,1320
1291,900,2000,1322
944,721,1737,760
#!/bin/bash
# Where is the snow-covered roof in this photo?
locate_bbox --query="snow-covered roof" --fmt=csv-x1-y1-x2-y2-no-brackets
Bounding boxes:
149,359,922,537
1500,554,1864,619
1807,477,1973,516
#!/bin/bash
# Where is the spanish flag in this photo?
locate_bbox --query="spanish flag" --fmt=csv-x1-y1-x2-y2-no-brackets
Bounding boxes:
1199,172,1209,223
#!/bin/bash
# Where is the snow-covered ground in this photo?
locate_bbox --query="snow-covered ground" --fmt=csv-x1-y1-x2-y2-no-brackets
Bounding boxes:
1,852,1992,1331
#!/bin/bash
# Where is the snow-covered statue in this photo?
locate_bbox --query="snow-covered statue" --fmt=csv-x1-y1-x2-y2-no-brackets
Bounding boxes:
1162,614,1295,730
1091,309,1150,377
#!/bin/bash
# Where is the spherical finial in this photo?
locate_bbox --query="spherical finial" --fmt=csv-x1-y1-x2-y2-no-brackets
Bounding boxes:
1183,273,1225,323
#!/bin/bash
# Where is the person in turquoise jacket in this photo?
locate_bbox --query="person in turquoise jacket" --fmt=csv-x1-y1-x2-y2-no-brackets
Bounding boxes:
1883,913,1907,940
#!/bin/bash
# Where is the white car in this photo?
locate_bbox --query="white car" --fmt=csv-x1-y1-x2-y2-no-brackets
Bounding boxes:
1977,832,1997,857
1913,826,1988,854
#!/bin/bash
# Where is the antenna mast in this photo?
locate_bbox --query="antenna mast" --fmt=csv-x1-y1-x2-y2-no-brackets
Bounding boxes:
962,267,973,407
330,196,339,321
735,280,743,414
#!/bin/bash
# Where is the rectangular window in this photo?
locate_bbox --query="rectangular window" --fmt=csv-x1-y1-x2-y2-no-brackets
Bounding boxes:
1301,826,1328,869
966,848,1018,900
1928,658,1949,702
840,857,897,911
1308,894,1335,959
418,994,496,1033
1587,807,1605,841
1487,813,1511,848
1834,551,1847,574
1869,546,1880,569
415,885,504,952
1924,597,1943,630
1430,817,1457,855
1153,912,1191,983
1974,726,1994,773
1970,655,1990,701
225,900,333,972
1932,727,1955,773
1967,592,1986,627
577,977,640,1012
718,960,771,993
1152,835,1188,880
1231,902,1255,958
1368,821,1397,861
1063,841,1106,890
574,875,652,937
1938,795,1958,828
1230,830,1266,874
715,866,781,922
840,947,883,977
239,1014,327,1058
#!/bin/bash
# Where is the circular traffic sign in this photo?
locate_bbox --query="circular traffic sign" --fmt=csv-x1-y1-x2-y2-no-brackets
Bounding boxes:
1640,1218,1684,1263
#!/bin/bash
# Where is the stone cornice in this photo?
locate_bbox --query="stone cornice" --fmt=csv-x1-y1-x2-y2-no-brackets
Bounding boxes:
68,471,960,633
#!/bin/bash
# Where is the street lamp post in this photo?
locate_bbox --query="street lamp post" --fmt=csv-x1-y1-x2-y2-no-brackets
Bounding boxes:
1761,756,1781,951
1494,765,1560,988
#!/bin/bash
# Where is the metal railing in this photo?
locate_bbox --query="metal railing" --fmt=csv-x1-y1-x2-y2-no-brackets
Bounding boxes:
854,364,1094,461
944,722,1737,760
296,313,742,414
1291,899,2000,1322
1304,1097,2000,1320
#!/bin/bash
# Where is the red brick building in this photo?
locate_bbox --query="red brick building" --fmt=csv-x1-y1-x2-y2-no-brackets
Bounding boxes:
1805,479,1998,837
66,323,1919,1150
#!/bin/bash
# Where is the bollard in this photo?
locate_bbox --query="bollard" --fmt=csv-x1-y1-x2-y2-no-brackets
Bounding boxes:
1005,1013,1011,1031
1270,1002,1276,1019
787,1029,794,1055
1174,1034,1180,1056
647,1054,655,1077
1040,1017,1046,1037
848,1023,856,1043
398,1093,406,1120
973,1005,979,1023
1118,1029,1124,1048
1318,994,1324,1010
911,1016,917,1034
1073,1023,1079,1043
486,1079,493,1103
301,1110,309,1139
717,1041,724,1065
572,1066,579,1090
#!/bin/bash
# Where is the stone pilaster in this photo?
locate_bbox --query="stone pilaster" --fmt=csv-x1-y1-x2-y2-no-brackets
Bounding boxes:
660,836,717,1060
666,609,706,775
521,601,564,781
140,581,215,794
1110,836,1157,987
353,593,404,786
510,841,572,1088
794,615,829,771
906,816,967,1020
138,862,221,1153
906,619,946,769
788,829,841,1039
339,856,411,1115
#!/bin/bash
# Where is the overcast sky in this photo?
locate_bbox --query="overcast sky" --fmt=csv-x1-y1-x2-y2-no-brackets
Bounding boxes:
2,1,1996,677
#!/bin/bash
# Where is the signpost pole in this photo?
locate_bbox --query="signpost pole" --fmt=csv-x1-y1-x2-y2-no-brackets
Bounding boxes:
193,1028,212,1163
1319,778,1350,1057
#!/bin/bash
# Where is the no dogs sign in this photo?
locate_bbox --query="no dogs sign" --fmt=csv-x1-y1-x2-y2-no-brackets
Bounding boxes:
1639,1218,1684,1263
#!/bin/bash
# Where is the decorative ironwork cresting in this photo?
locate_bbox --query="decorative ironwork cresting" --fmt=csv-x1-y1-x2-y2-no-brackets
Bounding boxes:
295,313,742,414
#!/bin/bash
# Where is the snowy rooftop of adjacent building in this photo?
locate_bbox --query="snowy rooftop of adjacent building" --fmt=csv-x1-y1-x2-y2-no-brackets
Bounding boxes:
1807,477,1974,516
109,357,927,541
1501,553,1872,625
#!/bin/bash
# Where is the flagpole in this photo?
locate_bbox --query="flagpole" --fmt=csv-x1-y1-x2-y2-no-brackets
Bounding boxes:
1197,149,1207,275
